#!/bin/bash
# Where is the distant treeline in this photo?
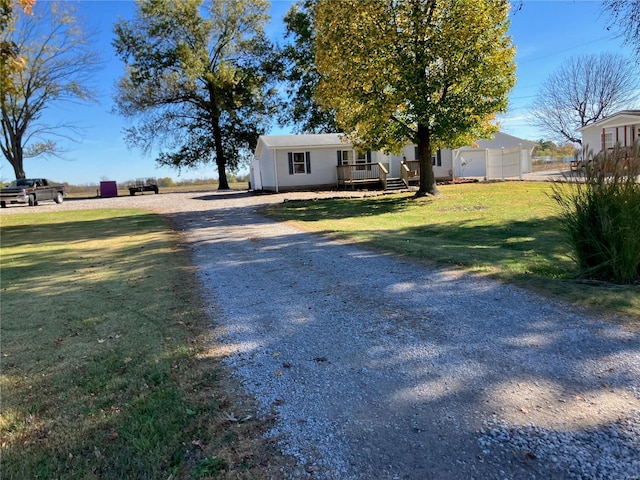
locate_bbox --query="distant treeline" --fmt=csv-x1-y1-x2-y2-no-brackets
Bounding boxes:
64,174,249,193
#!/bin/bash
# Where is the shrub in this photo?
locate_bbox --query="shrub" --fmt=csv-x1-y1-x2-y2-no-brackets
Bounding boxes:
550,142,640,283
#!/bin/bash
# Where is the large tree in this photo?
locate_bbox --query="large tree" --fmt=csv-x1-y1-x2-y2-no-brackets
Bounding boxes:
530,53,639,146
279,0,338,134
603,0,640,60
113,0,279,190
1,1,99,180
314,0,515,196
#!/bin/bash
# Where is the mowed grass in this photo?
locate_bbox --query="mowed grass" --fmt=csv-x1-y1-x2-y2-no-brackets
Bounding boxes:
0,210,286,479
264,182,640,325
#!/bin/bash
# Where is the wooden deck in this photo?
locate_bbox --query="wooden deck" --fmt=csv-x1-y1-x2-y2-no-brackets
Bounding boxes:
400,160,420,186
337,163,389,189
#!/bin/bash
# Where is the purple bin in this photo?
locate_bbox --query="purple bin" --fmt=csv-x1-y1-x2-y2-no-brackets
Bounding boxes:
100,181,118,198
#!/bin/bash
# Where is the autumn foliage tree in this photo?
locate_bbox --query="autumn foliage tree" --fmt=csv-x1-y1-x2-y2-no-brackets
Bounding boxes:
113,0,279,189
1,1,99,180
0,0,34,94
314,0,516,196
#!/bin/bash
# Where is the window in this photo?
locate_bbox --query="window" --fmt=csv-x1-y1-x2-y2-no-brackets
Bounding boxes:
604,131,614,149
432,150,442,167
338,150,353,165
293,153,306,173
288,152,311,175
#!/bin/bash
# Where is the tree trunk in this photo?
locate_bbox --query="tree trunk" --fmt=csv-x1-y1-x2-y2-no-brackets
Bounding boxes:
13,162,25,180
11,141,25,179
216,158,229,190
1,109,26,179
415,122,439,197
211,112,230,190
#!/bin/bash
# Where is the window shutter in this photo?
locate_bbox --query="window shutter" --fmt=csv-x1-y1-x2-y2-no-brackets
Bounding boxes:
288,152,294,175
337,151,342,165
437,149,442,167
305,151,311,174
414,146,419,160
366,151,372,162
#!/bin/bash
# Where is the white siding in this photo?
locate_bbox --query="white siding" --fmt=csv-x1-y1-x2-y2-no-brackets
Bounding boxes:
581,128,603,154
252,132,533,190
454,149,487,177
273,148,338,190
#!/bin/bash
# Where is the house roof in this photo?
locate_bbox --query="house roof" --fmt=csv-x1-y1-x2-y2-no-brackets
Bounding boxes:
256,134,350,157
577,110,640,132
471,132,536,149
255,131,535,157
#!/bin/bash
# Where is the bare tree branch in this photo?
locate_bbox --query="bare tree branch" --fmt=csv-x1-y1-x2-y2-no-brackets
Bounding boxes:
602,0,640,60
530,53,639,145
1,2,101,179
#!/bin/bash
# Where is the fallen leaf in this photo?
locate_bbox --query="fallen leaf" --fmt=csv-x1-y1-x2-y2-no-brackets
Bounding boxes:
107,432,119,441
282,362,292,368
275,370,282,376
272,352,280,358
192,439,204,449
54,338,63,346
222,412,252,423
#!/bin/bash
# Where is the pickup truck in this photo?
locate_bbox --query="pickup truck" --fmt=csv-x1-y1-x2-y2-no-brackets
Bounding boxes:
0,178,66,208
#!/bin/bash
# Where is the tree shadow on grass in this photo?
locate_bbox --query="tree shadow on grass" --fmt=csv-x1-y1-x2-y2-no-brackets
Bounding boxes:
1,210,285,478
261,195,413,221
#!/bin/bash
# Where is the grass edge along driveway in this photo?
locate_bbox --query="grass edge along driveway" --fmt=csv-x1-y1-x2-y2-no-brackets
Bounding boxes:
263,182,639,327
0,208,292,479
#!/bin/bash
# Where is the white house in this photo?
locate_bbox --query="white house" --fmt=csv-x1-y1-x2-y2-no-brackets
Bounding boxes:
578,110,640,154
250,132,535,192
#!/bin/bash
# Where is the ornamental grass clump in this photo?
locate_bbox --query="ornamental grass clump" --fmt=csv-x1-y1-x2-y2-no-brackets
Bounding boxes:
551,142,640,283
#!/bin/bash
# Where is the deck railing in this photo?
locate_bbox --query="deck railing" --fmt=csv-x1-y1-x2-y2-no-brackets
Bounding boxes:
401,160,420,186
337,162,388,188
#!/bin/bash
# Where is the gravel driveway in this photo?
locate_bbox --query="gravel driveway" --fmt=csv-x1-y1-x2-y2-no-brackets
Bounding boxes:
5,190,639,479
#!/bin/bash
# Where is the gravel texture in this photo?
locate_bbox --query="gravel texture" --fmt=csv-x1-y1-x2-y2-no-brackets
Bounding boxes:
5,190,639,479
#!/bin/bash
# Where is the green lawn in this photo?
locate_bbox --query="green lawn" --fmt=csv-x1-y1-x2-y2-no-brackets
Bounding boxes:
0,209,285,479
264,182,640,325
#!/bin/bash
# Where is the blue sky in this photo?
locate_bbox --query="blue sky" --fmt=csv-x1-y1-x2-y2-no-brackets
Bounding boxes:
1,0,637,185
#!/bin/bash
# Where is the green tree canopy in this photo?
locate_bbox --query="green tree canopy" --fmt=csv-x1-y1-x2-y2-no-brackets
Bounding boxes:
113,0,279,189
314,0,516,196
279,0,339,133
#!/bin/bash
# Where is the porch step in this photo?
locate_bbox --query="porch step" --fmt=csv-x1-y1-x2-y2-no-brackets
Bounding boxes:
385,177,406,191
